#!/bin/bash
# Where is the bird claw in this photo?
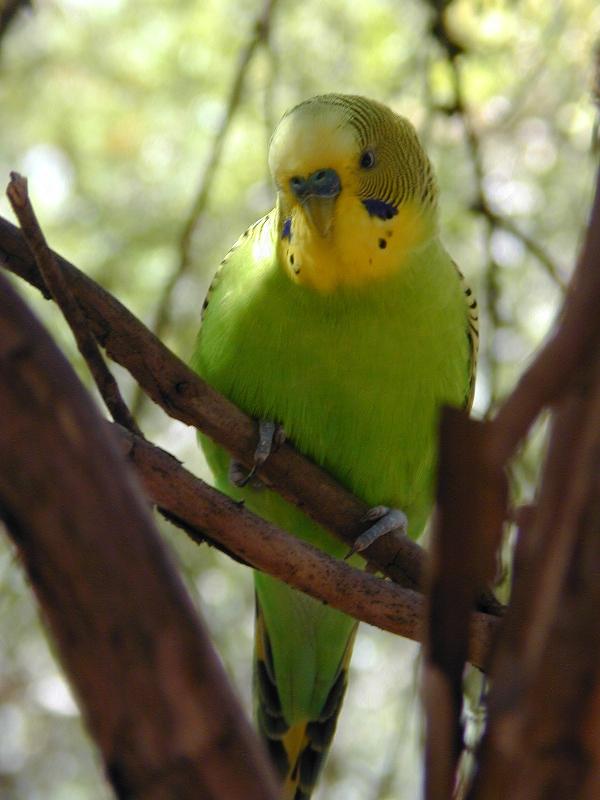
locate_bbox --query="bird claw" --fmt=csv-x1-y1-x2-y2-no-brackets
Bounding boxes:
361,504,393,524
229,420,285,489
254,420,286,466
229,460,260,489
345,506,408,558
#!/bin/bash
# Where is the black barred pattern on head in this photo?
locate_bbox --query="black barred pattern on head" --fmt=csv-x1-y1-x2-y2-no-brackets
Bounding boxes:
288,94,438,213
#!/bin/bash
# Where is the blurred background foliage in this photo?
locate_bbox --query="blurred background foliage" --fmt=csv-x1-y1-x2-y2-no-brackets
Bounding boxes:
0,0,598,797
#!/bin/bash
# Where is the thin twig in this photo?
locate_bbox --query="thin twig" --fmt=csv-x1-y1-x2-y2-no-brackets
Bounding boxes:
433,9,566,293
475,200,567,290
0,0,29,43
456,55,566,290
6,173,142,437
429,5,566,411
428,11,504,409
491,164,600,465
131,0,279,417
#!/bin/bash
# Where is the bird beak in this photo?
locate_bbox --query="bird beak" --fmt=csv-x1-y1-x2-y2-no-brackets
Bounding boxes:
290,168,341,238
302,195,338,238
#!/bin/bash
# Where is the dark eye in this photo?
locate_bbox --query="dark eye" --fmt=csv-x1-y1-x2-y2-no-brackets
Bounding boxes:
359,150,376,169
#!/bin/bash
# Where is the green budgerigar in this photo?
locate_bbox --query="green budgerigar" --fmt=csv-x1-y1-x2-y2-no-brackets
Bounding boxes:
191,94,478,799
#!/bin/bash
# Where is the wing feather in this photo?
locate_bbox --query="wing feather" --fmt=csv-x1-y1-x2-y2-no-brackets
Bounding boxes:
200,212,274,322
453,261,479,410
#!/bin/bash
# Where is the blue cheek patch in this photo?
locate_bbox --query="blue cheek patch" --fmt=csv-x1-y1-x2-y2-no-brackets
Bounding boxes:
282,218,292,240
362,199,398,220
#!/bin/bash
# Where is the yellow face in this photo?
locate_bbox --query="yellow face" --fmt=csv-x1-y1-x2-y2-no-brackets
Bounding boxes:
268,95,438,294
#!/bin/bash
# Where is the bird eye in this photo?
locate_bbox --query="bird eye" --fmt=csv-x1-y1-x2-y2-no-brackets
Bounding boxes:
359,150,376,169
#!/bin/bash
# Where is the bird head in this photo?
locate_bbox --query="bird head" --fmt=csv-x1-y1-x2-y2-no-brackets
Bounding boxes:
268,94,439,293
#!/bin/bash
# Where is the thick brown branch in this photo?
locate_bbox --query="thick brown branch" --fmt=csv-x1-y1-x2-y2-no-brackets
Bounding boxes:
423,411,507,799
0,214,445,601
469,359,600,799
465,50,600,800
6,173,142,436
114,423,498,671
0,274,279,800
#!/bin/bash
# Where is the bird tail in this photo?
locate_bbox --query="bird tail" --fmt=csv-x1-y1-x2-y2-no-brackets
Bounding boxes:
254,600,357,799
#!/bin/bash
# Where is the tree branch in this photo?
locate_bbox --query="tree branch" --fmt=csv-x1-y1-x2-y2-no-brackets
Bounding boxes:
465,159,600,797
429,2,566,292
114,422,498,671
0,273,279,800
474,199,567,290
6,172,142,437
0,213,457,603
0,0,29,44
468,333,600,799
423,412,507,799
491,165,600,465
428,2,567,415
422,159,600,797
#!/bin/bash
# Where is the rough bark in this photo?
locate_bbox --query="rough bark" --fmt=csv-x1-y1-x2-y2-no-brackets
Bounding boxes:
0,274,279,800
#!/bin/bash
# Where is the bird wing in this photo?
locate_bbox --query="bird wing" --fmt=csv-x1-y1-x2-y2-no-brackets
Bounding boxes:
200,211,274,323
453,261,479,410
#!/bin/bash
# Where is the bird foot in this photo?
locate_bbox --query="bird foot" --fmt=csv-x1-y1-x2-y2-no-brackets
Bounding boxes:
229,420,285,489
345,506,408,558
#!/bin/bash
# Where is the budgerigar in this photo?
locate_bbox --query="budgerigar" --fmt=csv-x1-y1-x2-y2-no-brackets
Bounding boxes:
190,94,478,799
